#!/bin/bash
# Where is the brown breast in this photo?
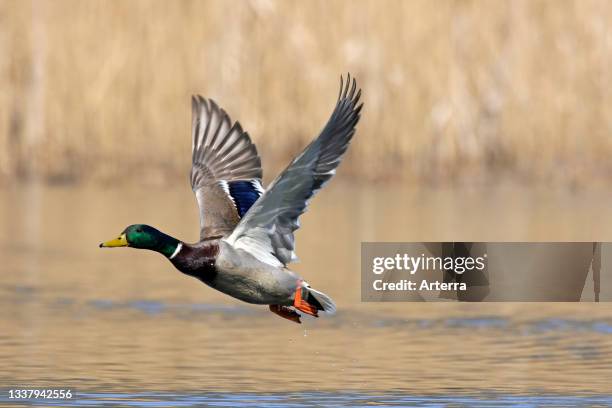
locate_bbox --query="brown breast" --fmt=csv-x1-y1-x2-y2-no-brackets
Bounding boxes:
170,240,220,283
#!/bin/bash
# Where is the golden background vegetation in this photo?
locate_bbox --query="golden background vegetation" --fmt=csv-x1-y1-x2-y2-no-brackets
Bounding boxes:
1,0,611,186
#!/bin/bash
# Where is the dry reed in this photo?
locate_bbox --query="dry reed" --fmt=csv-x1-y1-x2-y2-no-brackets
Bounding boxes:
1,0,611,187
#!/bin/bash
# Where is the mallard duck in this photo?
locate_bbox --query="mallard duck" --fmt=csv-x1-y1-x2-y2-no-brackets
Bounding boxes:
100,75,362,323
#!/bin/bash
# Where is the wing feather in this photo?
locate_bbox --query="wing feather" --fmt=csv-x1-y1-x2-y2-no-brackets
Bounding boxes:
190,96,264,239
225,75,362,266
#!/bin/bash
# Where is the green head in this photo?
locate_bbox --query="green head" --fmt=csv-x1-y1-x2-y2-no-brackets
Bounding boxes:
99,224,180,258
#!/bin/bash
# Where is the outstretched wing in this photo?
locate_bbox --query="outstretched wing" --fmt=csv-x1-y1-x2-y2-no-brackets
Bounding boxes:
225,75,362,266
190,96,264,239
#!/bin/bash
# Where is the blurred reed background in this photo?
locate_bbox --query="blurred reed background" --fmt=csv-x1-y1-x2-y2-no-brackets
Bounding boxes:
1,0,611,187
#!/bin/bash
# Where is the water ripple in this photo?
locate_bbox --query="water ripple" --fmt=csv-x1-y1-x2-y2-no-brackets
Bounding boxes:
1,391,611,407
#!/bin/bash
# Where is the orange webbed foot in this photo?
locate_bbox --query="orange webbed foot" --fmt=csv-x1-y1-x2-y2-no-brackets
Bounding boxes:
269,305,302,324
293,284,319,317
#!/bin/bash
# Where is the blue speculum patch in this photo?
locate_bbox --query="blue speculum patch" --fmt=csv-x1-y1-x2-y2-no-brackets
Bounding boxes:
228,180,262,217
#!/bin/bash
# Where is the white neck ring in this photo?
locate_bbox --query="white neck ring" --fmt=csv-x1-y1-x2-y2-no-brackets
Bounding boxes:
169,242,183,260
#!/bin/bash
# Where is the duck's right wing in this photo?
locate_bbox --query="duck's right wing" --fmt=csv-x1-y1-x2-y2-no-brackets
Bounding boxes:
190,96,264,240
225,75,362,267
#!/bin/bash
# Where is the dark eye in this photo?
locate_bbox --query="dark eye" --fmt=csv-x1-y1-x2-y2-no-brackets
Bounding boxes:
136,229,142,233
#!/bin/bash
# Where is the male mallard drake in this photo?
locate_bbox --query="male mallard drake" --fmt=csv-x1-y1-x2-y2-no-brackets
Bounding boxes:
100,75,362,323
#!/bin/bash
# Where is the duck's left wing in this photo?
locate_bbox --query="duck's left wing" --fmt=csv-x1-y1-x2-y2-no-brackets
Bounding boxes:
225,75,362,267
191,96,264,239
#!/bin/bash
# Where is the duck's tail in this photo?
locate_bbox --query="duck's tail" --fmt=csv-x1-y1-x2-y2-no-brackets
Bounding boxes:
294,281,337,316
307,286,337,314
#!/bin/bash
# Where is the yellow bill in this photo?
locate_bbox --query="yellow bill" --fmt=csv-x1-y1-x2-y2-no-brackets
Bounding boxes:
99,233,128,248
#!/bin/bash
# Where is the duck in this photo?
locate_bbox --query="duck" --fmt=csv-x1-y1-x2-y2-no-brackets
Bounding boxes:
99,75,362,323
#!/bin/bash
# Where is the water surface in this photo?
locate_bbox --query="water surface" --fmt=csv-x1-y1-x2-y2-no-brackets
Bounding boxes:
1,183,612,406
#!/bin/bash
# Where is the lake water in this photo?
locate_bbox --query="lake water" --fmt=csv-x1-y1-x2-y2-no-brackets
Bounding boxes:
1,183,612,407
